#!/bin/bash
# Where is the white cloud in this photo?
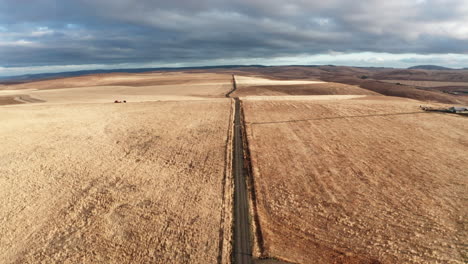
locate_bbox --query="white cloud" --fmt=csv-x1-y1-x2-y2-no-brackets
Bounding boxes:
31,26,54,37
328,50,344,56
0,39,37,47
423,21,468,40
314,18,330,26
66,23,79,29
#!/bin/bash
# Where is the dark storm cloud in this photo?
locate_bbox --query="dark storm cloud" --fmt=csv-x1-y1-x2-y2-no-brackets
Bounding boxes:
0,0,467,67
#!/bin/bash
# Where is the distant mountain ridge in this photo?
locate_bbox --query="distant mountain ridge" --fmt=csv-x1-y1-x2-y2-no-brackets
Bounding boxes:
408,65,453,70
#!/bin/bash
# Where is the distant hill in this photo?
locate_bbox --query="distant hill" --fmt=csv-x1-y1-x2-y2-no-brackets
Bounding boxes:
2,64,466,84
408,65,453,70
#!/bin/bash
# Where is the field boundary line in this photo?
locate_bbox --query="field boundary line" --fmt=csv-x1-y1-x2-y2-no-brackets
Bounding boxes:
226,74,237,98
250,111,436,125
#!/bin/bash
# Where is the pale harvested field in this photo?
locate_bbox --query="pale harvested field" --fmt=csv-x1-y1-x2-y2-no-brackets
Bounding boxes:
381,79,468,87
0,72,232,105
235,76,326,86
242,96,467,263
234,76,379,97
0,100,233,263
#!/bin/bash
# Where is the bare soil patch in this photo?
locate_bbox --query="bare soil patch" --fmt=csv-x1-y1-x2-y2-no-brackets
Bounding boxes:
0,96,23,105
324,76,468,105
372,69,468,82
380,79,468,88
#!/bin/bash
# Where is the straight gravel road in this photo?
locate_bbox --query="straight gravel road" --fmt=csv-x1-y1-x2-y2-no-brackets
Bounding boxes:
230,75,253,264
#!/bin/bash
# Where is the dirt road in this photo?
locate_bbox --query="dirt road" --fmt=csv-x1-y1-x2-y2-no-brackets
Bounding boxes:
230,76,253,264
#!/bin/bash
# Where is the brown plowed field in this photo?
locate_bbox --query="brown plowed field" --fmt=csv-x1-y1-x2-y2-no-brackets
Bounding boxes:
0,100,233,263
320,76,468,105
378,80,468,97
242,96,467,264
380,79,468,88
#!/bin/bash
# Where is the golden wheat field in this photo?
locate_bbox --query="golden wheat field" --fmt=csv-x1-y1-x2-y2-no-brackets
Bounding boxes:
242,95,468,264
1,69,467,264
0,72,232,105
0,75,234,263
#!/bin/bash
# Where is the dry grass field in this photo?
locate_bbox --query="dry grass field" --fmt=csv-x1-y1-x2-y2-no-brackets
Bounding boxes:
2,68,467,264
242,96,467,264
0,72,231,90
0,98,233,263
0,72,232,105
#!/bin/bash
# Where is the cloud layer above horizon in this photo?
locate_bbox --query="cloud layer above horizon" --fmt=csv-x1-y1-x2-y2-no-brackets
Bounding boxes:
1,0,468,75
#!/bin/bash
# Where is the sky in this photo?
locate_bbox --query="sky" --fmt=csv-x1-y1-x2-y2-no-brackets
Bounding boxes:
1,0,468,76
